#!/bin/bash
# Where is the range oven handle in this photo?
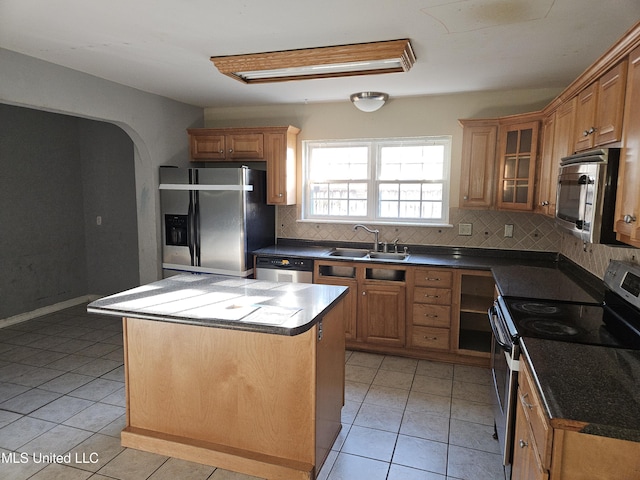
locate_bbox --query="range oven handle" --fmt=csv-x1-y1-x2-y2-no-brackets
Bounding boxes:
488,305,513,352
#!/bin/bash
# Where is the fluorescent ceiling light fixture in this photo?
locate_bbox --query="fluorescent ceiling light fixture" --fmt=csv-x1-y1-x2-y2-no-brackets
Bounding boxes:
211,39,415,84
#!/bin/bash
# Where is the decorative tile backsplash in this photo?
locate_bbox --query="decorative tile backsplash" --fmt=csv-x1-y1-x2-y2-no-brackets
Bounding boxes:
276,206,639,279
559,232,638,279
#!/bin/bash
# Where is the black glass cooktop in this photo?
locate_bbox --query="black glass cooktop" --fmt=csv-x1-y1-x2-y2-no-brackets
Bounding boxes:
503,296,640,349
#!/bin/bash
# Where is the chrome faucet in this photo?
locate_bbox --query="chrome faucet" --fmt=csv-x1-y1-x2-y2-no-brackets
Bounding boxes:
353,224,380,252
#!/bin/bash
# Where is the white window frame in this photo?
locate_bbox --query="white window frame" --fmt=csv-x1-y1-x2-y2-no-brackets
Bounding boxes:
302,136,451,225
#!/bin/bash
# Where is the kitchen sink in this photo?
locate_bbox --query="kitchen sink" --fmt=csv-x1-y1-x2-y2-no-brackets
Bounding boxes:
368,252,408,260
328,248,370,258
327,248,408,261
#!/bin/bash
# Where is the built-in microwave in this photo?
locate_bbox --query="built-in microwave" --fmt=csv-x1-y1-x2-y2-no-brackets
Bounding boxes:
555,148,621,244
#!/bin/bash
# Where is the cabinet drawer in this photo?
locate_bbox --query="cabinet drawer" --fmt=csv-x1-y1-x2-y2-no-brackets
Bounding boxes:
412,304,451,328
519,361,552,469
413,268,453,288
414,287,452,305
411,326,450,350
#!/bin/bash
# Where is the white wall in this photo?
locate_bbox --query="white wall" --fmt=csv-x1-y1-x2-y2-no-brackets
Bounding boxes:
204,90,559,207
1,48,203,284
204,89,564,253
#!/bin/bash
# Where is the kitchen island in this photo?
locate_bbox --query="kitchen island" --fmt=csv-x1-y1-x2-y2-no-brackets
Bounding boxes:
88,274,348,480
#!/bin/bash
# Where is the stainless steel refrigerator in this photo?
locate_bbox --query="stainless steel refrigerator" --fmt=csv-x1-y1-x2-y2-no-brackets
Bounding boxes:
159,166,275,277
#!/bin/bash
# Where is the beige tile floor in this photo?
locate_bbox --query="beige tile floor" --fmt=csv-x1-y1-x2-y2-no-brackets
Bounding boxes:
0,305,506,480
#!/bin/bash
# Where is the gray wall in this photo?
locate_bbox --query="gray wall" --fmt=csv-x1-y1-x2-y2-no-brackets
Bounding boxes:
0,104,139,318
0,48,203,293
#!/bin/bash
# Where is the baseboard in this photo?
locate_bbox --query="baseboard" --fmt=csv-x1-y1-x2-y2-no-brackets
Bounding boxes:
0,295,101,328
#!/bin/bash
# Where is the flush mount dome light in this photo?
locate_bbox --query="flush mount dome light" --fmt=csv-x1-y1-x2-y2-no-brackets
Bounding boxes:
211,39,415,84
350,92,389,112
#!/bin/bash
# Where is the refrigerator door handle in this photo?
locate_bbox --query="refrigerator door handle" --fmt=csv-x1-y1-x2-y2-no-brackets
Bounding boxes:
194,190,201,266
188,190,196,266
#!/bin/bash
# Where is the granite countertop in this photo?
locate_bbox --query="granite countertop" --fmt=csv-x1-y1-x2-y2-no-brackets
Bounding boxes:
87,274,348,336
492,262,604,303
521,337,640,442
253,242,558,271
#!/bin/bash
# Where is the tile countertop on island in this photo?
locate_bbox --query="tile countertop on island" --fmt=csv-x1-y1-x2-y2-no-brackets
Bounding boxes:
521,337,640,442
87,274,348,336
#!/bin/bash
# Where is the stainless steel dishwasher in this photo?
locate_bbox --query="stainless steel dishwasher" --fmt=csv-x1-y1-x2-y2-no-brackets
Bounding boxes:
254,255,314,283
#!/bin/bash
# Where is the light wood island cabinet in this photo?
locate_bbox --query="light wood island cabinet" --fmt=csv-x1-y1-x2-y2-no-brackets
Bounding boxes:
188,126,300,205
88,274,347,480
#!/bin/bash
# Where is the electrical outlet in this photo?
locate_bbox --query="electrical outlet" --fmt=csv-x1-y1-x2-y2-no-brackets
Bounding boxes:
504,224,514,237
459,223,472,236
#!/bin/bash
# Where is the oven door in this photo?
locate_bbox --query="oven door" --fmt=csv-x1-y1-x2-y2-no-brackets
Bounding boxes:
489,303,520,469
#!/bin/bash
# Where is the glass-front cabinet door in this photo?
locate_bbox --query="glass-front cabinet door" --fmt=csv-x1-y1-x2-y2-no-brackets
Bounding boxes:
497,121,539,211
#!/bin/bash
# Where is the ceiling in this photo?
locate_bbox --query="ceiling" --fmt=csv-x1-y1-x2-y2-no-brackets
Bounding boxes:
2,0,640,108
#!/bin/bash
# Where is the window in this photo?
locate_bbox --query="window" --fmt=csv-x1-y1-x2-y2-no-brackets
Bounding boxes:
303,136,451,224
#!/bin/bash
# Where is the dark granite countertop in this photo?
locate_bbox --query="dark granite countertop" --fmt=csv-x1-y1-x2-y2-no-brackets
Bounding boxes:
87,274,348,336
492,260,604,303
521,337,640,442
253,240,558,271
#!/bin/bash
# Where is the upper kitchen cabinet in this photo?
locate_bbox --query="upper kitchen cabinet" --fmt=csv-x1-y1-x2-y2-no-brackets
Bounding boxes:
188,128,264,160
536,98,576,217
188,126,300,205
573,60,628,152
264,126,300,205
459,119,498,209
615,46,640,247
496,118,540,211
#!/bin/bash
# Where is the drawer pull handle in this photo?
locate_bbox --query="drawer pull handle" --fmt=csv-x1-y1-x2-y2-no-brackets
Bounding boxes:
424,314,439,318
423,336,438,341
519,439,528,448
424,294,440,298
426,277,440,281
520,392,534,409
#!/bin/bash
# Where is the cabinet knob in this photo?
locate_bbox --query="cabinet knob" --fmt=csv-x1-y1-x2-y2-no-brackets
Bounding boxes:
624,214,637,224
519,439,528,449
362,291,366,296
541,201,549,206
279,193,283,197
463,195,469,200
229,149,234,153
219,150,224,154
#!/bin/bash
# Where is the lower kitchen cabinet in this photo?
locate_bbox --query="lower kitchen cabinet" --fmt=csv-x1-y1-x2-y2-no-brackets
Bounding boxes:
513,396,549,480
514,356,640,480
455,270,495,357
360,280,405,347
315,261,491,366
407,267,453,352
314,261,406,348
